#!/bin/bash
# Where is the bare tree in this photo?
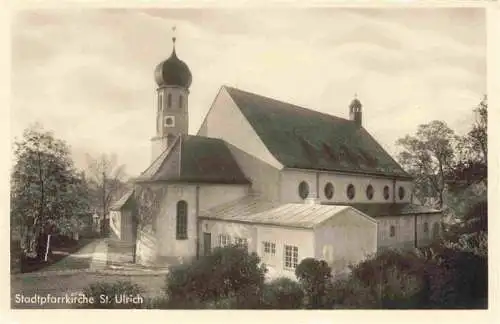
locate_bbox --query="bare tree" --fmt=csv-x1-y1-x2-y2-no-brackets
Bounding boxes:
85,153,127,232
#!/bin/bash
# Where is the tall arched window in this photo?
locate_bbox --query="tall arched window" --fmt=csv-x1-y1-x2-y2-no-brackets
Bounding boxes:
158,92,163,112
179,95,183,109
167,93,172,109
176,200,188,240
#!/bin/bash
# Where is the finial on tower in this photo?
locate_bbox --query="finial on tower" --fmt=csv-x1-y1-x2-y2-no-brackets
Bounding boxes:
172,26,177,47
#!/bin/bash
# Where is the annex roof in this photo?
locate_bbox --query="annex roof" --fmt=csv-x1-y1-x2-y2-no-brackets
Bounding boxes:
323,202,441,217
109,189,134,211
135,135,250,185
224,86,411,179
200,195,376,229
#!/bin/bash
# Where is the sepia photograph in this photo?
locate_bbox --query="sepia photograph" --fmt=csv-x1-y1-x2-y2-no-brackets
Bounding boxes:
8,5,488,310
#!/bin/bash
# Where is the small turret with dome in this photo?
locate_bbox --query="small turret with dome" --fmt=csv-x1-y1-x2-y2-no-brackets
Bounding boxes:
349,93,363,128
151,27,192,162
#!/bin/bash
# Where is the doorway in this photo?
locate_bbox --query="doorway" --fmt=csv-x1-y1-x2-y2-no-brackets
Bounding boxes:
203,232,211,256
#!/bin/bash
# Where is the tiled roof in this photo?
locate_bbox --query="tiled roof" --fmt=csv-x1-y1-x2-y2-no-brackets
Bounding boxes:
135,135,250,185
200,195,376,229
109,189,134,211
225,86,411,179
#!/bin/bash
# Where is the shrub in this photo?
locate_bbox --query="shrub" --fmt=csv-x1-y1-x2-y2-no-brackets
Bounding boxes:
295,258,332,308
328,277,378,309
347,249,428,309
426,248,487,309
81,281,144,309
164,245,267,308
261,277,304,309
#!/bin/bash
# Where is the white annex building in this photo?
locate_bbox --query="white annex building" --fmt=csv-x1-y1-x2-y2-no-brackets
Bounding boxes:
110,36,442,278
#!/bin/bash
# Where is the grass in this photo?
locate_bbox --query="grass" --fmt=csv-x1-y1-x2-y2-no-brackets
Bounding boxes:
11,235,98,274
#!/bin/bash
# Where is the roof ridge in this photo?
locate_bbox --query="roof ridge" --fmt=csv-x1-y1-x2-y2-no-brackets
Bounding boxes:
224,85,352,124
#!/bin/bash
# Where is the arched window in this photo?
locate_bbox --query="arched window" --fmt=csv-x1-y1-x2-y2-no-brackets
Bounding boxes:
167,93,172,109
179,95,183,109
158,92,163,112
423,222,429,233
176,200,188,240
366,184,374,200
324,182,334,200
346,184,355,200
398,186,405,200
298,181,309,200
389,225,396,237
383,185,390,200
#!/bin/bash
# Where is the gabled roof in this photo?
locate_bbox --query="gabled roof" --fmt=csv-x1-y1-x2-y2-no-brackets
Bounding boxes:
109,189,134,211
200,195,376,229
135,135,250,185
224,86,411,179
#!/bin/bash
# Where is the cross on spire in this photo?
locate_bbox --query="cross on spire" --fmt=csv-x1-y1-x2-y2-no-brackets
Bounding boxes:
172,26,177,44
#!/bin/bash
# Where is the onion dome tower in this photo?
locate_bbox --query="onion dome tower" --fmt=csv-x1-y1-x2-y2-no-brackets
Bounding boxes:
151,27,192,162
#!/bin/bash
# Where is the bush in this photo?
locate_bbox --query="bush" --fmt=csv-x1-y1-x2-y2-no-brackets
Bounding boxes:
261,277,304,309
426,248,487,309
164,245,267,308
81,281,144,309
295,258,332,308
346,249,428,309
328,277,378,309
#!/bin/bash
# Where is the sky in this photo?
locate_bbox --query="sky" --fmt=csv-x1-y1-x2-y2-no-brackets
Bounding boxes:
10,7,486,177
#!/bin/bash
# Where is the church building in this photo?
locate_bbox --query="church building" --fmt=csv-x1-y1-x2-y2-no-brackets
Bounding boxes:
110,34,442,277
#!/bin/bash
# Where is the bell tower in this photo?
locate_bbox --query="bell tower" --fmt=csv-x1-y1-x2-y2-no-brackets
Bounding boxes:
349,94,362,128
151,27,192,162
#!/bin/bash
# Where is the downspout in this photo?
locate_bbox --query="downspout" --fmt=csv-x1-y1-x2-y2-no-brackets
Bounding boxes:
316,172,320,201
195,185,200,259
392,178,396,203
414,214,418,249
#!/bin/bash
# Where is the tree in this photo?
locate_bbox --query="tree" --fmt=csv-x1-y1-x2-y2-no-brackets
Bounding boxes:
396,121,458,209
449,96,487,188
85,153,127,232
11,124,90,259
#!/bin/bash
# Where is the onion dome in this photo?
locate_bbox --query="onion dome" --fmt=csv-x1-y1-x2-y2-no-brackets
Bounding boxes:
154,35,192,88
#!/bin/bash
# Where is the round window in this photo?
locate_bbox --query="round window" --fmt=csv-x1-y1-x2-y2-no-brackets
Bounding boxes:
298,181,309,199
366,184,374,200
398,186,405,200
383,185,390,200
324,182,334,200
346,184,355,200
